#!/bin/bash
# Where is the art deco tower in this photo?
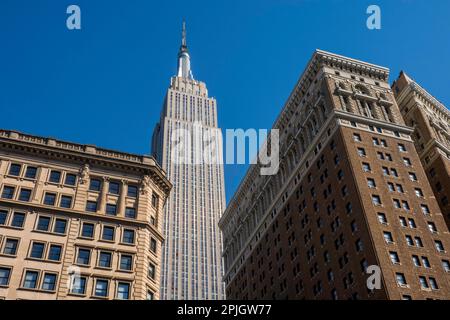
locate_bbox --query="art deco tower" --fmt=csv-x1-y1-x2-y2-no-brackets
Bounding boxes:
151,22,226,300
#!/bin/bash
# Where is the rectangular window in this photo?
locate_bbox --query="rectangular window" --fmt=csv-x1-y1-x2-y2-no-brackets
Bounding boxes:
70,276,87,295
3,238,19,255
389,251,400,264
429,277,438,290
18,189,32,202
146,290,154,300
25,166,38,179
86,201,98,212
48,244,62,261
421,204,430,215
120,255,133,271
406,235,414,246
125,207,136,219
419,276,428,289
122,229,135,244
372,138,379,146
372,195,382,206
81,223,95,238
98,251,112,268
44,193,56,206
30,242,45,259
9,164,22,176
94,279,109,297
383,232,394,243
148,263,156,279
53,219,67,234
409,172,417,181
0,267,11,286
399,217,407,227
442,260,450,272
362,162,371,172
117,282,130,300
412,255,421,267
403,158,411,166
108,181,120,195
398,144,406,152
60,196,73,208
127,185,138,198
353,133,361,142
89,179,102,192
41,273,57,291
357,148,366,157
1,186,15,199
102,226,115,241
377,213,387,224
64,174,77,186
0,210,7,225
77,248,91,265
11,212,25,228
36,216,51,231
396,273,407,286
367,178,376,188
23,270,39,289
106,204,117,216
435,240,445,252
150,238,157,254
151,194,159,208
49,170,62,183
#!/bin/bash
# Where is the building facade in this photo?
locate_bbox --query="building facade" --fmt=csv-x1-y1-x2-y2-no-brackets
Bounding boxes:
0,129,171,300
393,72,450,229
152,23,226,299
219,50,450,300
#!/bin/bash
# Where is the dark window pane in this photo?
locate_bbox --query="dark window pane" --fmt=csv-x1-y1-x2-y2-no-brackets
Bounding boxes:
102,227,115,241
4,239,18,255
64,174,77,186
60,196,72,208
150,238,157,253
2,186,15,199
48,245,62,261
0,210,8,225
70,277,87,295
49,170,61,183
89,179,102,191
106,204,117,216
125,207,136,219
95,280,108,297
127,186,138,198
11,212,25,228
86,201,97,212
9,164,22,176
25,166,37,179
0,267,11,286
42,273,57,291
98,252,112,268
44,193,56,205
30,242,45,259
117,282,130,300
120,255,133,271
77,249,91,265
123,230,135,244
53,219,67,234
37,216,51,231
23,271,38,289
109,182,120,195
81,223,94,238
18,189,32,202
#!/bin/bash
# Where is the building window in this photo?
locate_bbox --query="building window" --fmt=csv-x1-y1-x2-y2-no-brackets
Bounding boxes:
53,219,67,234
86,201,98,212
25,166,38,179
9,164,22,176
414,237,423,247
396,273,407,286
151,194,159,207
98,251,112,268
1,186,15,199
48,244,62,261
106,204,117,216
70,276,87,295
77,248,91,265
81,223,95,238
357,148,366,157
409,172,417,181
148,263,156,279
435,240,445,252
125,207,136,219
11,212,25,228
120,254,133,271
389,251,400,264
60,196,73,208
108,181,120,195
94,279,109,298
150,238,157,254
362,162,371,172
399,217,407,227
89,179,102,192
102,226,115,241
0,210,7,225
30,242,45,259
382,167,389,176
0,267,11,286
127,185,138,198
429,277,439,290
49,170,62,183
372,195,382,206
18,188,32,202
22,270,39,289
3,238,19,255
377,213,387,224
403,158,411,166
146,290,154,300
419,276,429,289
44,193,56,206
427,222,437,233
367,178,376,188
36,216,51,232
353,133,361,142
64,174,77,186
387,182,395,192
41,273,57,291
393,199,401,209
442,260,450,272
398,144,407,152
383,232,394,244
412,255,421,267
117,282,131,300
422,256,431,268
122,229,135,244
414,188,424,197
420,204,430,215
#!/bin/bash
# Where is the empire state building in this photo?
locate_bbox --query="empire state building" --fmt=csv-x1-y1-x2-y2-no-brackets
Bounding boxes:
152,22,226,300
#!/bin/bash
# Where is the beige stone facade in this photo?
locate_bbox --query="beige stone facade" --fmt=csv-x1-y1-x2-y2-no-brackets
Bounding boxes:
393,72,450,229
0,130,171,300
220,50,450,300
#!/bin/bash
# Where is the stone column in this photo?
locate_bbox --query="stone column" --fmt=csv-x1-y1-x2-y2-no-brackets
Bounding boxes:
98,176,109,214
118,179,127,217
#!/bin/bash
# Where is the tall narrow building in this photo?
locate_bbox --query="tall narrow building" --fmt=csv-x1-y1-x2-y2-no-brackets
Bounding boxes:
220,50,450,300
152,22,226,300
392,72,450,229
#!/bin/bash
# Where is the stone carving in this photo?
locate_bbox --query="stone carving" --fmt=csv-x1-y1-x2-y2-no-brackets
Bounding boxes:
79,164,90,184
140,175,151,195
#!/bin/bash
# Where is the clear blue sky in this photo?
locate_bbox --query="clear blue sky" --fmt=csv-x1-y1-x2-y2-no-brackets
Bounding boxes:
1,0,449,202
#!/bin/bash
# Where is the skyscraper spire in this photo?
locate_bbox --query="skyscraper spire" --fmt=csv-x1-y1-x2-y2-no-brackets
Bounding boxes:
177,20,194,79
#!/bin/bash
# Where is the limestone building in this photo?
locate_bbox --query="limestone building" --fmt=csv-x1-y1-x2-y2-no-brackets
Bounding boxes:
0,129,171,300
393,72,450,229
220,50,450,300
